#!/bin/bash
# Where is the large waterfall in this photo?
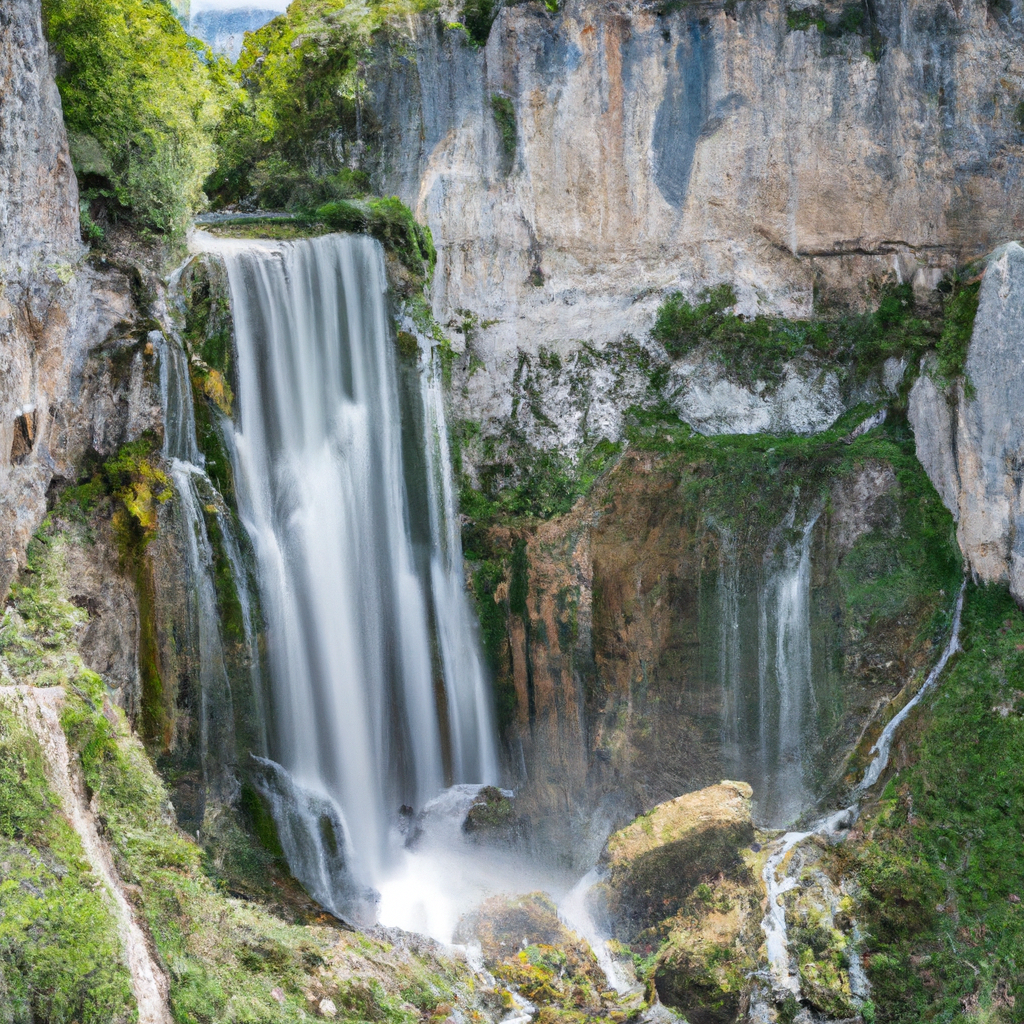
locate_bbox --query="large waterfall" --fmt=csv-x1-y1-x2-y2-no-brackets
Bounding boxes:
196,232,497,921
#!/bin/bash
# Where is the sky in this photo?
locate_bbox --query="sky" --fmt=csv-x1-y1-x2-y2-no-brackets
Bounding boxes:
190,0,290,11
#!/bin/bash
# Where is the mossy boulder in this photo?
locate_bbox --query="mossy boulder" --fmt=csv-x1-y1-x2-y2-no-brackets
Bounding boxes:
462,785,522,843
454,891,572,962
454,893,621,1021
601,781,755,939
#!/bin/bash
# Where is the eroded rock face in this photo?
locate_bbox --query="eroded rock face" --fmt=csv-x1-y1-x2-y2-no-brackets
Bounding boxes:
486,434,956,857
0,1,159,603
910,242,1024,604
371,0,1023,453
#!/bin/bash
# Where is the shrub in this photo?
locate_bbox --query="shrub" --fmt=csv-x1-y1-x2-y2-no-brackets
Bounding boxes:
43,0,231,237
491,94,517,162
462,0,497,44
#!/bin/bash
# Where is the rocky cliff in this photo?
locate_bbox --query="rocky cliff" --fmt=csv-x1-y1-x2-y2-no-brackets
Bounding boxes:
911,241,1024,605
370,0,1024,448
0,0,159,620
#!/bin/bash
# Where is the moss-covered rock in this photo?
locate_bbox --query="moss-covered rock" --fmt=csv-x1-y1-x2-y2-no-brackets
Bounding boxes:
454,893,627,1022
601,781,755,940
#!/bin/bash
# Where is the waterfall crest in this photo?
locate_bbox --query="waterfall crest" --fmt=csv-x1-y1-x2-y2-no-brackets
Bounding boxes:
197,232,497,910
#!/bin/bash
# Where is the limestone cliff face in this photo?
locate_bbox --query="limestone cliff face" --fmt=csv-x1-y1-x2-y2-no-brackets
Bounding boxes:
0,1,161,712
0,0,79,266
911,241,1024,603
371,0,1024,445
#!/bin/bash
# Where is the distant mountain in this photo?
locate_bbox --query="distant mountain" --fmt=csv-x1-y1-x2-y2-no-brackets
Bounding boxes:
190,8,280,61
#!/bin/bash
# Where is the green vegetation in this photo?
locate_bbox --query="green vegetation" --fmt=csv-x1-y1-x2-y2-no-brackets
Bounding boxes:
854,583,1024,1021
207,0,434,210
462,0,497,45
935,277,981,391
491,94,517,163
652,282,936,389
43,0,231,238
0,697,135,1024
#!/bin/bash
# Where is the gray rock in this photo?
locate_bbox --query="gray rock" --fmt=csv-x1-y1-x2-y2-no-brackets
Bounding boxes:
910,242,1024,606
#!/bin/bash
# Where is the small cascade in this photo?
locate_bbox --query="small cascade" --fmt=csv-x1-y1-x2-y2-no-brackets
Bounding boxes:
757,513,819,825
419,339,498,783
250,756,376,926
716,512,820,826
756,581,966,1008
158,331,237,789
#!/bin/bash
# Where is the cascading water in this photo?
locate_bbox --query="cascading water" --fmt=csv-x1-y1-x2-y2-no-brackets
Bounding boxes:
419,340,499,784
158,328,239,791
716,512,820,826
196,232,499,923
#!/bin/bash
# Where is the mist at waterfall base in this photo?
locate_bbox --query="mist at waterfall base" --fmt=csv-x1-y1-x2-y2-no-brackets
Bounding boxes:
190,232,584,940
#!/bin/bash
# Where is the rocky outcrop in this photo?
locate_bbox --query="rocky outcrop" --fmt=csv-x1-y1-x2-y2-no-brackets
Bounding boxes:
0,0,158,601
597,782,761,1024
0,0,79,265
910,242,1024,604
601,780,755,938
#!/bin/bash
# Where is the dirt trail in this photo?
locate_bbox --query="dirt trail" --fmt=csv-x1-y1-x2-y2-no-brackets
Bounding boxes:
1,686,173,1024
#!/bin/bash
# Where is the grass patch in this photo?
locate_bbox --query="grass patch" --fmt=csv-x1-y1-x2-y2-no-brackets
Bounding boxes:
855,583,1024,1021
0,698,135,1024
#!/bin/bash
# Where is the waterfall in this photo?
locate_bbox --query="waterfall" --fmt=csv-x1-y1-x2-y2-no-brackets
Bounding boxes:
716,513,819,826
158,332,237,790
195,232,498,915
419,342,499,784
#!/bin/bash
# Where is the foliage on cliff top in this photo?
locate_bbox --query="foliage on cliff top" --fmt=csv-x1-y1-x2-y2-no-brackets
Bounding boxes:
854,583,1024,1021
206,0,435,209
43,0,234,238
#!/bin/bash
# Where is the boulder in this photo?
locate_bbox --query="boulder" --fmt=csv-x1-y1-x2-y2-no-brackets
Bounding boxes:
601,781,755,940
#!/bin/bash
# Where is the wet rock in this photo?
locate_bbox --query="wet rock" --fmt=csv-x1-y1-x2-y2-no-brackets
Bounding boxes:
601,781,755,940
463,784,522,843
454,892,617,1019
454,892,573,961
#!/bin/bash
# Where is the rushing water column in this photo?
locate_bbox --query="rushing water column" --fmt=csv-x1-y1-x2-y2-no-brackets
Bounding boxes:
200,232,496,913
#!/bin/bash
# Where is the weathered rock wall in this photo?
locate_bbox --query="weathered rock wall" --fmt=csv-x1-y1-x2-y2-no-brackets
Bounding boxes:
911,241,1024,604
480,425,959,856
370,0,1024,448
0,0,163,715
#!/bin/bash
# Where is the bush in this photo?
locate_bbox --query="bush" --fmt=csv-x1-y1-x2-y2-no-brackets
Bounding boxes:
935,279,980,389
651,281,936,387
43,0,231,237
